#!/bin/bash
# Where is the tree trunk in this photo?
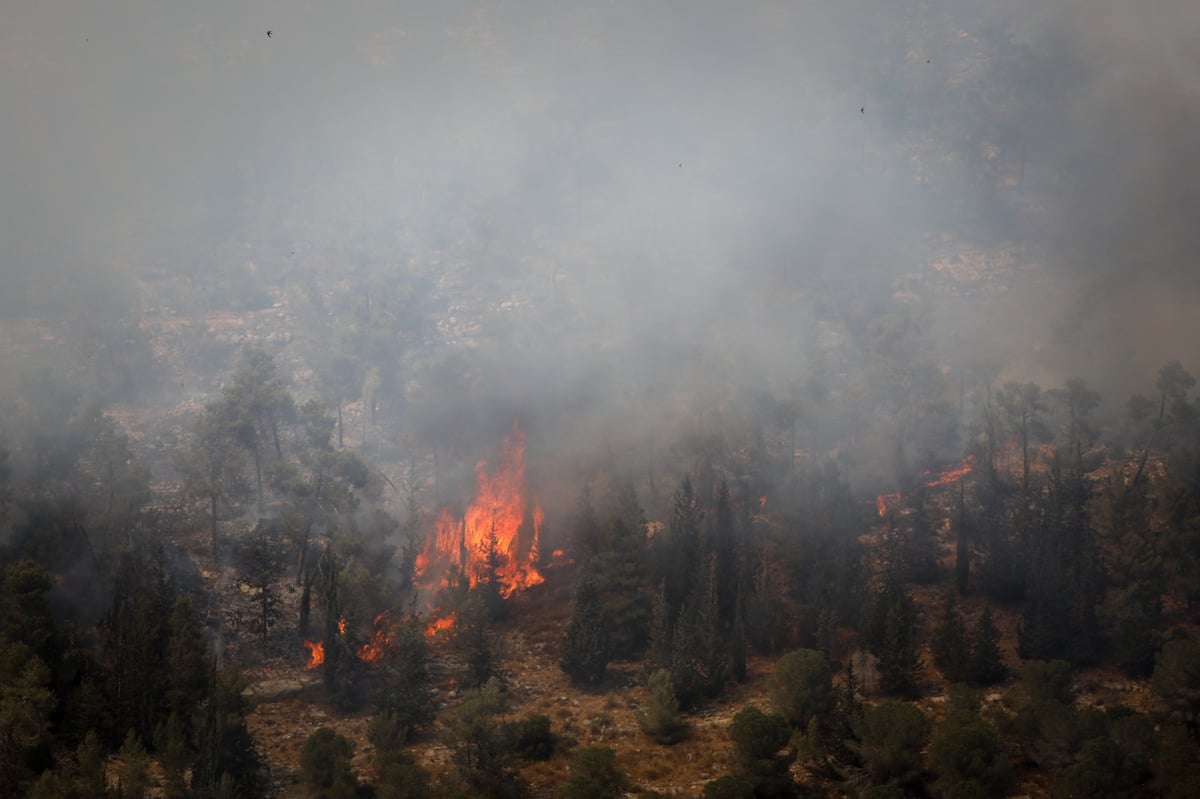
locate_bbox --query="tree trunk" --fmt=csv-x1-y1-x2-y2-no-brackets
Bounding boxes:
210,493,219,559
1018,139,1026,191
1020,413,1030,498
336,398,343,448
254,444,264,514
955,483,969,594
299,579,311,639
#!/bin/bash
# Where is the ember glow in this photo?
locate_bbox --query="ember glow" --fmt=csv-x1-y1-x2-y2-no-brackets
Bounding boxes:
924,454,976,488
418,421,544,597
302,640,324,670
876,454,976,517
876,491,902,518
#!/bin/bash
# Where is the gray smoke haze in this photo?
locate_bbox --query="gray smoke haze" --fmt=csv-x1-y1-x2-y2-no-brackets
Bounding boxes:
1,1,1198,497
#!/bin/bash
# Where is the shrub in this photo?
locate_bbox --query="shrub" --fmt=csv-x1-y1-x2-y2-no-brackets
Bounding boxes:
851,700,930,788
299,727,361,798
928,712,1011,798
637,670,688,744
769,649,835,728
501,714,556,761
561,747,626,799
702,775,755,799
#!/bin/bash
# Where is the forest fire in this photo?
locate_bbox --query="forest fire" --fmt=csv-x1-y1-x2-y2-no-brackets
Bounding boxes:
425,613,456,639
417,421,544,598
358,611,396,662
302,640,324,670
876,454,976,517
876,492,902,518
924,454,976,488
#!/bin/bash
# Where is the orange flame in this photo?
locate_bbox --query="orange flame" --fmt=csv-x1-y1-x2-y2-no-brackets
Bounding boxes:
425,614,456,639
337,617,347,635
876,491,902,518
358,611,396,663
303,640,324,670
924,454,976,488
418,422,544,598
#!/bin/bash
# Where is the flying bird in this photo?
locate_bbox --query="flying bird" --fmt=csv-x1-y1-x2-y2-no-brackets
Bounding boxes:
266,30,272,38
860,106,865,114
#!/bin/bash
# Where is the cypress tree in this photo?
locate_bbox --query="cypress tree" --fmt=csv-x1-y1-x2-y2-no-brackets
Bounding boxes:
932,593,970,683
595,516,651,658
968,606,1006,686
647,582,672,674
878,588,922,697
560,576,612,684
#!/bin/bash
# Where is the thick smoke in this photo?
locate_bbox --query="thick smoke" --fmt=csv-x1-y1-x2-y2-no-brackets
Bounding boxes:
1,1,1197,499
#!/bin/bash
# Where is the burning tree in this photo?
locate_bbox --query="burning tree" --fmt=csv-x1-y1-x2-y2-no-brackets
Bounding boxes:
416,421,544,599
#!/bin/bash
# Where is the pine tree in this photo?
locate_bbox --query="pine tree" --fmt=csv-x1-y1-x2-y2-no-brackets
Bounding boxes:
647,582,672,674
731,593,748,683
75,730,106,799
657,475,704,619
1019,465,1101,666
637,670,689,744
670,554,729,707
155,712,191,799
475,518,507,622
166,596,210,727
968,607,1006,686
560,576,612,684
573,484,603,563
117,728,150,799
711,481,739,625
595,516,651,658
904,487,942,584
878,588,922,697
932,593,970,683
193,667,264,799
955,482,970,595
456,590,500,689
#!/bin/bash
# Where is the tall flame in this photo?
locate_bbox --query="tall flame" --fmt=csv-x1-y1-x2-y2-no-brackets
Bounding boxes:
419,421,544,597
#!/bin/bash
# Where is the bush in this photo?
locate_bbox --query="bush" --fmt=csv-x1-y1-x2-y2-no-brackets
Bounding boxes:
928,712,1011,798
728,706,796,799
561,747,626,799
501,714,556,761
637,670,688,744
1019,660,1075,704
299,727,361,798
1152,636,1200,727
851,700,930,788
702,775,755,799
1051,737,1136,799
769,649,835,728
